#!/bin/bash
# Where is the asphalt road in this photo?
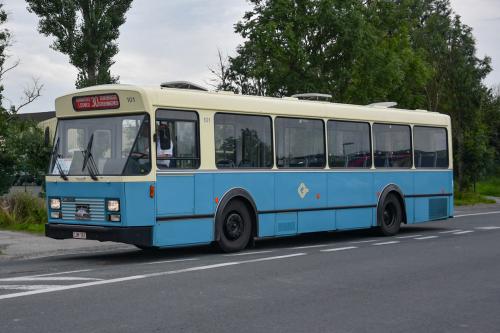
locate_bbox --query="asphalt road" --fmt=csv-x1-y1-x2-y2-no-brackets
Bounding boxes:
1,205,500,333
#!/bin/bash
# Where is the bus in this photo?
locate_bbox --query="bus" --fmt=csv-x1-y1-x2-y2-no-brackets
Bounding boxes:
45,84,453,252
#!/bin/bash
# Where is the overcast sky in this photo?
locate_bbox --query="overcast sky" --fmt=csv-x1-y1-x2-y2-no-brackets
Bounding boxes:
2,0,499,114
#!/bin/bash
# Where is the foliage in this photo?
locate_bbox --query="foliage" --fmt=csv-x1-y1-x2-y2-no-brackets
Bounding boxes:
454,191,496,206
0,192,47,233
215,0,498,191
26,0,133,88
476,176,500,197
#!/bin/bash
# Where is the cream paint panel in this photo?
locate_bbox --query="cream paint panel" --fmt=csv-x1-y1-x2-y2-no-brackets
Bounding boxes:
53,85,453,177
198,110,216,170
55,87,147,118
46,174,155,183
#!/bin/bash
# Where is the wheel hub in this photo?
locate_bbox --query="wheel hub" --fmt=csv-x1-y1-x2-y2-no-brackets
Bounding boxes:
224,212,244,240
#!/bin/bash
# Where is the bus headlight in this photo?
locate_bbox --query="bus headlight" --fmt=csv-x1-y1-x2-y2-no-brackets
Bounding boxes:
107,199,120,212
50,198,61,210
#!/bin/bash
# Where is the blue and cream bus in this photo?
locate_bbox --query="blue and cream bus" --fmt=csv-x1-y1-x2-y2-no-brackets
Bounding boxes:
45,84,453,252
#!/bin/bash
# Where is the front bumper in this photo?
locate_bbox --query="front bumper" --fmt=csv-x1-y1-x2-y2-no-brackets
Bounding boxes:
45,224,153,247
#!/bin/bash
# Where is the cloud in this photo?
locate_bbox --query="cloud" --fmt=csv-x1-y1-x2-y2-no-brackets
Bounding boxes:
1,0,498,114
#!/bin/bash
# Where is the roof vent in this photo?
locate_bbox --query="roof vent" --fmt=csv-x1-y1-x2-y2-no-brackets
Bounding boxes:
160,81,208,91
290,93,332,101
367,102,398,108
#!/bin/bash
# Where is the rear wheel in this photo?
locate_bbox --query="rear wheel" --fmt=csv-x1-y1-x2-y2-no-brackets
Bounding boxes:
378,193,403,236
217,200,252,253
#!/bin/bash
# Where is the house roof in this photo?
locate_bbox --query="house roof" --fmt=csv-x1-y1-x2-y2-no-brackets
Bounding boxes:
17,111,56,122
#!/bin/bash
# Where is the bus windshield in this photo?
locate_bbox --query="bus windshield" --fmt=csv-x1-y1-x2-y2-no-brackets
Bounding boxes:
49,114,151,177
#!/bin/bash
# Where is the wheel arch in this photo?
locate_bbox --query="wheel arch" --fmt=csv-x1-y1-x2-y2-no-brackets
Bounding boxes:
377,184,407,225
214,188,259,241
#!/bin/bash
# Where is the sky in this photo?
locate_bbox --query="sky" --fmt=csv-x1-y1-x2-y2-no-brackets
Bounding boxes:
1,0,499,114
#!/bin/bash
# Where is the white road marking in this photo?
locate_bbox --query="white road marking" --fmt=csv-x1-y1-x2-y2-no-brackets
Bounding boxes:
0,277,102,282
453,230,475,235
146,258,199,265
414,236,439,240
27,270,93,277
320,246,358,252
349,239,379,244
396,234,423,239
439,230,462,234
373,241,400,246
291,244,329,249
239,253,306,263
475,226,500,230
224,250,274,257
0,285,62,291
454,211,500,218
0,253,306,301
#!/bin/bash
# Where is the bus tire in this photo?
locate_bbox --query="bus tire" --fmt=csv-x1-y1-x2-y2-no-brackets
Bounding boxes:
217,200,252,253
377,193,402,236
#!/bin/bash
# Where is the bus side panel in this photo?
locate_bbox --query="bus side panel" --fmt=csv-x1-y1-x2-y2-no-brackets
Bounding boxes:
413,170,453,223
213,172,275,212
124,182,155,227
275,172,328,234
258,213,275,237
328,172,374,230
195,173,214,215
374,172,414,223
156,175,195,216
214,172,276,237
154,218,213,246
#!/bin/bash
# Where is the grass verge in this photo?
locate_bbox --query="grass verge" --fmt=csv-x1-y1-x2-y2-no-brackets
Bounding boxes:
0,192,46,234
476,176,500,197
454,191,496,206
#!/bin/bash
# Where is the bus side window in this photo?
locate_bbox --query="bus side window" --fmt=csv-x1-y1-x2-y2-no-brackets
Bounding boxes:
373,123,412,168
275,117,325,168
328,120,371,168
214,113,273,169
414,126,448,168
155,109,200,170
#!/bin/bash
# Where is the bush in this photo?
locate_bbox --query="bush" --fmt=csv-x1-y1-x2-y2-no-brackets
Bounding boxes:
0,192,47,232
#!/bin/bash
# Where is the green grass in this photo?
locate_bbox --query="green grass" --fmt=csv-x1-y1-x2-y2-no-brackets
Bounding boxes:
454,191,496,206
476,176,500,197
0,193,47,234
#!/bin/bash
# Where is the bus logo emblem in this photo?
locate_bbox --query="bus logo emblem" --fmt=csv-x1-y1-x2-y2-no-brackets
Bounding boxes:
298,183,309,199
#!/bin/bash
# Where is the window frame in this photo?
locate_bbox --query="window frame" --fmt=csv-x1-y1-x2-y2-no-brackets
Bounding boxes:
275,116,327,169
214,112,274,170
327,119,373,169
155,108,201,171
372,122,413,169
413,125,449,169
49,112,152,177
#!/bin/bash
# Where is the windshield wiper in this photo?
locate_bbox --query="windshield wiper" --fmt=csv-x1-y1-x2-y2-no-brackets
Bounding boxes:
81,134,99,181
51,137,68,181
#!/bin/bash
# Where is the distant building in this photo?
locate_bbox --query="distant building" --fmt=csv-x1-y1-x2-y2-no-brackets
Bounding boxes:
17,111,57,144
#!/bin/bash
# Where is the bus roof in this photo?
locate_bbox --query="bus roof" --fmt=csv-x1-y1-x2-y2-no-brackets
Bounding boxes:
55,84,451,127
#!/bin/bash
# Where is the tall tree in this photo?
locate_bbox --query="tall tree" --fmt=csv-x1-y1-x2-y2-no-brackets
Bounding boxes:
26,0,133,88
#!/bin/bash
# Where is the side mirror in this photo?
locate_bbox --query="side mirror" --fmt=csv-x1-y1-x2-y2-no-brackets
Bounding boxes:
158,127,171,150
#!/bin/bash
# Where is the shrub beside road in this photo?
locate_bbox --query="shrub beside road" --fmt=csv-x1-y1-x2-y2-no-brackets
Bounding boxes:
0,192,46,233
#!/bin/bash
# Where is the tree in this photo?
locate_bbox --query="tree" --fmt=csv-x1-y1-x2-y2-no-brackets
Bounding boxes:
215,0,494,190
0,3,47,194
26,0,133,88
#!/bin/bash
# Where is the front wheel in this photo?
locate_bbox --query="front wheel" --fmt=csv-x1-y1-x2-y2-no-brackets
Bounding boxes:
217,200,252,253
378,193,403,236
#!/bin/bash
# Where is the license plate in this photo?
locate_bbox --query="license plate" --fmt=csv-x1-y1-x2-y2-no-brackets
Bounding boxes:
73,231,87,239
